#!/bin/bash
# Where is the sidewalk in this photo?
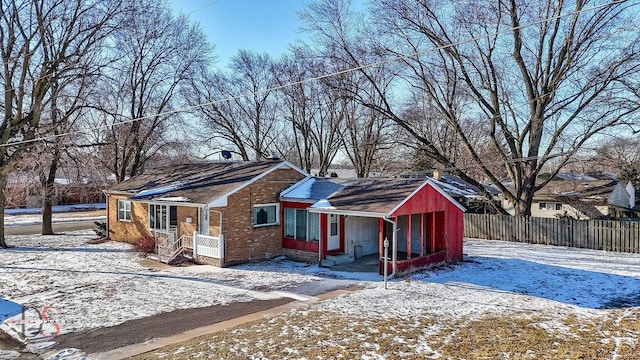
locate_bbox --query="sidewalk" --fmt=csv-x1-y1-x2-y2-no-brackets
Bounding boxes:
91,288,354,360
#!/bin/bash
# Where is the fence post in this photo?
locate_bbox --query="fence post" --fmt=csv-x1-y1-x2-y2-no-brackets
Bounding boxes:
219,234,224,262
193,231,198,258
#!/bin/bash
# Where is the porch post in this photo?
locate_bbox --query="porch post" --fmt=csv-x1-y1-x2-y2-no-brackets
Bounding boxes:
392,216,397,275
419,213,424,257
431,213,436,252
407,215,411,259
379,218,384,260
193,231,198,258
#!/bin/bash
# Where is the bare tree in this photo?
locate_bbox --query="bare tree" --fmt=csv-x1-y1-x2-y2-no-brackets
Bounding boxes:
35,70,98,235
187,50,281,161
594,137,640,187
273,49,343,174
89,0,212,182
0,0,125,247
302,0,640,215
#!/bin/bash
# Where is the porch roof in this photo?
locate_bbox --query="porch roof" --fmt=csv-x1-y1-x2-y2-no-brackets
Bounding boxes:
106,160,307,206
282,177,465,217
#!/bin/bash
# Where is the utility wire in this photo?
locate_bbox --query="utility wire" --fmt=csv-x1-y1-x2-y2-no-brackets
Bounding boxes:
0,0,631,150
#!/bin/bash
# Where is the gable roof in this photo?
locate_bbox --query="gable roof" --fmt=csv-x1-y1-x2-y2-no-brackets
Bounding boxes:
107,160,308,206
534,180,617,203
281,177,465,217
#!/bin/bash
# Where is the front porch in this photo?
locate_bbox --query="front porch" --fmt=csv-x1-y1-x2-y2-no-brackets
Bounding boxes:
150,228,224,266
329,253,379,272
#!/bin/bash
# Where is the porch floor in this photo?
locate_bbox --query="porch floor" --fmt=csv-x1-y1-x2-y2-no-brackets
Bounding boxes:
330,253,379,273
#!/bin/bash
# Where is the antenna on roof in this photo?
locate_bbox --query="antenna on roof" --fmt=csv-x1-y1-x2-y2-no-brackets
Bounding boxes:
220,150,232,162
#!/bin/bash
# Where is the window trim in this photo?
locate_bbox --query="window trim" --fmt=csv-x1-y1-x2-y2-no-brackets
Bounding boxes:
283,207,320,242
539,202,563,211
117,199,132,222
253,203,280,227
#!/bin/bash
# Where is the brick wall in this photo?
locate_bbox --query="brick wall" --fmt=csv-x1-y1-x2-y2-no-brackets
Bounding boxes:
282,248,319,263
107,194,150,243
222,168,305,266
209,207,223,236
177,206,199,238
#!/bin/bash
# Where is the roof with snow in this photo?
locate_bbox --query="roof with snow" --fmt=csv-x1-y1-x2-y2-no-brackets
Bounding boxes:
281,177,465,216
107,160,307,206
533,180,617,203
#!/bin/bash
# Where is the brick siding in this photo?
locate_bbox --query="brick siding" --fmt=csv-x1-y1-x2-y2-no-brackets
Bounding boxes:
222,168,305,266
107,194,151,243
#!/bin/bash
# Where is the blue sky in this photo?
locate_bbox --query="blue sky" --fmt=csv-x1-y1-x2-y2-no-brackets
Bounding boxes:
170,0,309,68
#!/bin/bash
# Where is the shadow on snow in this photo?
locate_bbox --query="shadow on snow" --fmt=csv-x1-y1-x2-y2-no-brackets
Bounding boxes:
413,256,640,309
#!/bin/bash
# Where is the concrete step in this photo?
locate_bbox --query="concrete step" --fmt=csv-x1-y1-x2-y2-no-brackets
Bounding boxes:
326,253,353,265
320,259,335,267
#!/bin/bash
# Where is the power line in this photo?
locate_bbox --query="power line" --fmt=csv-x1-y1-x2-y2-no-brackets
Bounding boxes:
0,0,630,149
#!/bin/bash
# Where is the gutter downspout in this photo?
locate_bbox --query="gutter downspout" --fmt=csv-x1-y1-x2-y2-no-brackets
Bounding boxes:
383,217,397,277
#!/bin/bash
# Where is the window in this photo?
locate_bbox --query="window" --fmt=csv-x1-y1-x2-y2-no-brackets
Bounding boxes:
539,202,563,211
117,200,131,221
253,204,279,227
283,208,320,242
284,208,296,238
149,204,177,230
329,213,338,236
308,212,320,242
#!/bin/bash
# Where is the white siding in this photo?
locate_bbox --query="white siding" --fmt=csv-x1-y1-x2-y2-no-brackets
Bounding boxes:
344,217,379,256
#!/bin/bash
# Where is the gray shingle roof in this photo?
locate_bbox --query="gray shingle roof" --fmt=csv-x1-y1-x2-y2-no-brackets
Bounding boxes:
107,160,289,204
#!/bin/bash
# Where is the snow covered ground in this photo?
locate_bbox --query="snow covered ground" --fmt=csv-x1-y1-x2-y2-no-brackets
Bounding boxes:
0,231,365,356
1,232,640,359
3,213,106,227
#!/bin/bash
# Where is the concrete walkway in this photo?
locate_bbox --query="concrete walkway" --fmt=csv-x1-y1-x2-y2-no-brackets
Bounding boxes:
91,288,354,360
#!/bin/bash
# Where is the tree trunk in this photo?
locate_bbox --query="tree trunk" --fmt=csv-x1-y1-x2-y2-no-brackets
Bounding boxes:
0,173,8,248
41,157,57,235
42,196,54,235
514,171,536,216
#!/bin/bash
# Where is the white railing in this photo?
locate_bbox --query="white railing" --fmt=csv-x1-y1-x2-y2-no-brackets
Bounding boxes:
154,229,180,263
193,232,224,259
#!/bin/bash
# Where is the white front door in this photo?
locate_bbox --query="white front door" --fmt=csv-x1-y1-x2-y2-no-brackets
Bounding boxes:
327,214,340,251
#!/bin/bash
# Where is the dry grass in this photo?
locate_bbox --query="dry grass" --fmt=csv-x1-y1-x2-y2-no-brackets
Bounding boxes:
130,307,639,360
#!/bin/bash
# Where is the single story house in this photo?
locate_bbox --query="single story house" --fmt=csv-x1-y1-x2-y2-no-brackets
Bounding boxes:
105,161,465,275
500,178,617,219
105,160,307,266
280,177,465,276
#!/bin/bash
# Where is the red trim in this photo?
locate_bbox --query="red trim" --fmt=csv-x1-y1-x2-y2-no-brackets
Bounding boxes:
320,213,328,259
419,213,424,256
378,218,384,260
281,201,311,209
339,215,345,253
407,214,411,259
379,251,446,275
283,238,319,252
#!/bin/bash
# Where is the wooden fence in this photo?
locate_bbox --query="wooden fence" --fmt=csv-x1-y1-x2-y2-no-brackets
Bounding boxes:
464,214,640,253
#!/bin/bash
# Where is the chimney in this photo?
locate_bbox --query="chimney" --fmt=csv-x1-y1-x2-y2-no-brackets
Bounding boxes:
432,169,441,180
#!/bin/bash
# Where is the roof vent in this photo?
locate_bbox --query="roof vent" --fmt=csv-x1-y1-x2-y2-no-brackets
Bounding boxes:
267,153,280,160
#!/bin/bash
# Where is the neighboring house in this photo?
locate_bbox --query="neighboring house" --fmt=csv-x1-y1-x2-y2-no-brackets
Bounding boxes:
6,172,106,209
105,160,307,266
280,177,465,276
501,178,617,219
608,181,640,219
398,171,502,214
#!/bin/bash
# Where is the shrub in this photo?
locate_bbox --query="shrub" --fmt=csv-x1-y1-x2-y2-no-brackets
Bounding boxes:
134,235,156,255
93,221,107,238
